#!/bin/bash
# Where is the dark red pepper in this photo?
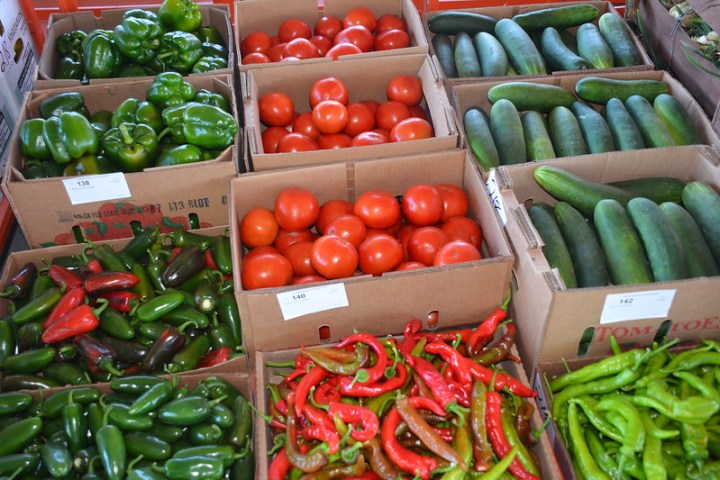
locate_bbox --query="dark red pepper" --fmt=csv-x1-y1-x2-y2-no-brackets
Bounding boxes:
41,299,107,343
141,326,186,373
49,264,83,290
43,288,87,328
98,290,140,313
83,271,139,295
472,321,517,366
197,347,231,369
0,262,37,298
466,295,511,356
73,333,124,376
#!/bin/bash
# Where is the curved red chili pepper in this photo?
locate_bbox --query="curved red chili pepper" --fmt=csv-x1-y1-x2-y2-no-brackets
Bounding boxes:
422,328,473,344
312,376,341,407
302,404,335,431
405,354,457,411
83,271,139,295
335,333,388,385
284,354,314,384
344,472,382,480
339,362,408,397
49,264,83,290
198,347,231,369
381,407,437,479
302,424,340,454
327,402,379,442
98,290,140,313
81,258,104,276
294,365,328,417
43,288,87,329
467,299,510,356
407,395,447,417
268,448,291,480
399,319,423,356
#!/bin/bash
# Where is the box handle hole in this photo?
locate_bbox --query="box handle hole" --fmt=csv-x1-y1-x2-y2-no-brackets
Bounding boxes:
577,327,594,356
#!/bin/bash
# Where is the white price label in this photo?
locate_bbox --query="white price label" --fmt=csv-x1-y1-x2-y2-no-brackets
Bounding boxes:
600,289,676,324
62,173,131,205
277,283,349,320
485,169,506,225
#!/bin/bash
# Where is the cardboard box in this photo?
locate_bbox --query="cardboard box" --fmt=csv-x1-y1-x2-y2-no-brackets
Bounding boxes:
234,0,428,71
451,70,720,173
424,1,654,87
494,145,720,379
242,53,460,171
2,74,241,248
0,0,39,108
229,149,514,366
34,4,235,90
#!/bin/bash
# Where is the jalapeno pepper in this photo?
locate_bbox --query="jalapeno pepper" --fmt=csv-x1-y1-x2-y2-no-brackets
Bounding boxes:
43,362,90,386
42,299,109,344
0,262,37,298
44,386,102,418
0,416,43,455
158,394,226,427
110,374,165,394
63,391,88,454
98,306,137,340
2,346,56,374
95,408,126,480
74,334,124,376
84,271,140,295
164,455,225,480
133,291,186,323
44,287,87,329
95,334,149,364
128,378,174,416
142,325,186,373
0,320,16,364
162,245,206,288
0,453,40,476
40,437,73,478
11,286,63,324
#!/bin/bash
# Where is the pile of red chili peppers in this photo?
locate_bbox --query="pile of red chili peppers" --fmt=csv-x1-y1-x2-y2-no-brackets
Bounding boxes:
264,298,545,479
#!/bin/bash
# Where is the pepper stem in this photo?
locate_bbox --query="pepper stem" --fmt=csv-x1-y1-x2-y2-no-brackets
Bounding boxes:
267,433,286,456
100,358,124,377
118,123,134,145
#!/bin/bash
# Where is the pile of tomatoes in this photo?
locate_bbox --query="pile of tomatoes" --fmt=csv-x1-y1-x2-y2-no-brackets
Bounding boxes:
258,74,434,153
240,7,411,64
239,183,484,290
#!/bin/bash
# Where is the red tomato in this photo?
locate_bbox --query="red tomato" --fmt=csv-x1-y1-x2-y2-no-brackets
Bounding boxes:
372,128,391,139
358,233,403,276
292,274,327,285
334,26,374,52
376,14,407,33
261,126,289,153
284,240,317,276
312,100,349,134
243,52,271,64
267,43,286,62
278,18,312,43
309,77,350,108
281,56,301,63
436,184,469,221
374,29,410,51
343,102,375,137
350,131,388,147
316,199,354,234
282,38,319,59
408,105,428,120
270,35,281,45
241,251,293,290
318,133,352,150
390,117,434,142
292,112,321,140
325,214,367,248
240,207,279,248
310,235,359,279
241,31,272,56
376,101,411,132
441,216,483,249
359,99,379,117
343,7,377,32
276,132,319,153
274,187,320,231
325,42,363,60
395,261,425,271
259,93,295,127
433,240,482,266
396,222,418,261
274,228,315,254
315,15,343,40
309,35,332,56
354,190,402,229
401,184,444,227
407,226,448,265
387,75,423,106
245,245,280,260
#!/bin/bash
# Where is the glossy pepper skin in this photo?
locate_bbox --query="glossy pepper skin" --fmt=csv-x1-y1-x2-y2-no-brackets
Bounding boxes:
194,88,230,112
39,91,90,119
154,31,203,74
113,9,164,65
82,29,125,79
20,119,53,161
192,55,227,73
156,143,204,167
22,160,64,179
56,56,84,80
64,154,112,176
158,0,203,32
43,111,100,164
164,103,237,149
146,72,196,110
102,123,159,172
112,98,164,133
56,30,87,61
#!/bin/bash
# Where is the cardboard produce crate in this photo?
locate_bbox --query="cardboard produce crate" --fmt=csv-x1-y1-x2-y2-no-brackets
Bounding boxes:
242,53,460,172
34,4,234,90
229,149,514,366
493,145,720,379
2,74,240,248
424,1,654,88
234,0,428,71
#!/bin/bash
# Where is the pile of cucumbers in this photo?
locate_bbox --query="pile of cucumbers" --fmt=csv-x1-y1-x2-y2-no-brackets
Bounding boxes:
527,165,720,289
429,4,644,78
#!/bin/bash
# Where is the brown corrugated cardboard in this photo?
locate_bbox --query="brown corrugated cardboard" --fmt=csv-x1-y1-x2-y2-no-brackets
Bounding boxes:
242,53,460,171
2,74,241,248
34,5,235,90
234,0,428,71
496,145,720,379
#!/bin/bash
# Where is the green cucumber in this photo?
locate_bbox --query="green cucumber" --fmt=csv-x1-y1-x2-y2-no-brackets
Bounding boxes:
604,97,645,151
527,203,577,289
540,27,590,72
489,99,526,165
521,111,555,161
454,32,482,78
570,101,616,154
533,165,636,216
494,18,547,75
593,199,653,285
681,181,720,265
512,4,601,30
609,177,686,204
553,201,610,287
428,11,498,36
627,197,689,281
575,77,670,104
431,33,458,79
464,107,499,171
660,202,720,277
576,23,614,69
548,106,587,157
473,32,509,77
625,95,677,148
597,13,644,67
487,82,575,113
652,93,704,146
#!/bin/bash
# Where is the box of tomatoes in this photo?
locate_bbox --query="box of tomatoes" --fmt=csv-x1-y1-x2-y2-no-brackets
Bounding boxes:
241,53,460,172
234,0,428,70
229,148,515,366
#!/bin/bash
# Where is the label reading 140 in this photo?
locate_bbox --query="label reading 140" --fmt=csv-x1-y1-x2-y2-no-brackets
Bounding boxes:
276,283,349,320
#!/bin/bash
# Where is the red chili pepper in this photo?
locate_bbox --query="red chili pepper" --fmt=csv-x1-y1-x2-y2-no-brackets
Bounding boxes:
421,328,473,344
83,271,140,295
473,322,516,366
269,418,286,430
405,354,459,412
198,347,232,369
381,406,437,479
327,402,379,442
98,290,140,313
312,376,341,407
302,404,335,431
43,288,87,329
335,333,388,385
467,296,511,356
425,340,473,385
294,365,328,418
204,248,219,271
274,399,288,417
81,258,104,276
268,448,291,480
284,355,314,384
339,362,408,397
41,299,108,344
407,395,447,417
285,392,328,473
433,426,454,443
447,379,472,408
49,264,83,290
166,247,183,264
301,423,340,454
399,319,423,356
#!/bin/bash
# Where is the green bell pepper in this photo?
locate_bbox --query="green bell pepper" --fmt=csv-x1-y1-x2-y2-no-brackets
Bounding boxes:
22,160,64,179
19,118,52,161
194,88,230,112
63,154,114,176
42,111,100,164
39,91,89,119
91,110,114,135
201,42,228,60
102,123,159,172
183,103,238,149
113,9,165,65
146,72,196,110
56,30,87,62
158,0,202,33
56,56,84,80
154,31,203,74
112,98,164,133
156,144,204,167
191,55,227,74
82,29,124,79
117,64,154,77
196,26,224,46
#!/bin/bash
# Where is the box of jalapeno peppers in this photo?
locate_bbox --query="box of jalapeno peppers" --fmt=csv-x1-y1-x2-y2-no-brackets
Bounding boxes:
2,73,241,249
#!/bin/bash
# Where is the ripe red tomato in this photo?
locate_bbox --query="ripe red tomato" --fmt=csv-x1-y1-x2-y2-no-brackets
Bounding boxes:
241,31,272,56
261,126,289,153
293,112,321,140
282,38,319,59
325,42,363,60
241,251,293,290
350,131,388,147
376,14,407,33
267,43,286,62
408,105,428,120
274,187,320,231
441,216,483,249
278,18,312,43
259,93,295,127
309,77,350,108
292,274,327,285
334,26,374,52
395,261,425,271
310,235,359,279
358,233,403,276
343,102,375,137
395,222,418,261
387,75,423,106
316,199,354,234
376,101,411,132
318,133,352,149
354,190,402,229
343,7,377,32
374,29,410,51
390,117,434,142
284,240,317,277
276,132,319,153
359,99,380,117
245,245,280,260
243,52,271,64
325,214,367,248
274,228,315,254
309,35,332,56
433,240,482,266
312,100,349,134
407,226,448,265
401,184,444,227
240,207,279,248
315,16,343,40
436,184,469,221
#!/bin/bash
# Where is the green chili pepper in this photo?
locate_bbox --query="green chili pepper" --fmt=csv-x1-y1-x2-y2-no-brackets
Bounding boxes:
2,346,56,374
125,431,173,461
0,453,40,476
99,308,137,341
82,29,124,79
102,123,159,172
146,72,196,110
95,410,126,480
11,286,62,324
158,0,202,32
230,449,255,480
0,320,16,364
44,387,102,418
171,444,236,467
191,55,227,73
193,277,218,313
110,374,166,394
0,416,43,455
113,9,164,65
1,374,61,391
158,395,225,426
40,436,73,478
87,243,128,272
139,321,169,339
19,118,52,161
162,245,206,287
163,304,210,329
0,392,33,416
164,454,225,479
121,224,161,260
128,379,175,416
217,291,242,347
43,362,90,386
166,335,211,373
107,403,154,431
134,291,186,322
226,393,252,449
211,234,232,274
152,423,185,444
188,422,223,445
567,402,612,480
63,392,88,454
